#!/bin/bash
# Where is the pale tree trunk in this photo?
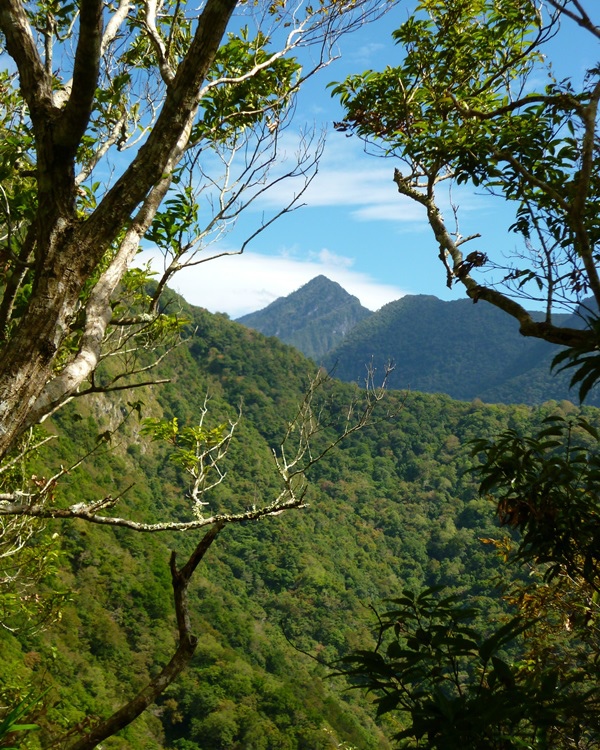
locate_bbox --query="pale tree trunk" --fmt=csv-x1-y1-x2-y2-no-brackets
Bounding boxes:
0,0,239,458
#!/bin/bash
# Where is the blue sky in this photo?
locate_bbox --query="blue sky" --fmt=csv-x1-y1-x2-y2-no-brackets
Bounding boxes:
148,1,599,319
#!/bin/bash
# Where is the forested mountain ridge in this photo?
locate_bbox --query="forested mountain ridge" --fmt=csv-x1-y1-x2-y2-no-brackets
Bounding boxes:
2,294,582,750
324,294,586,404
236,275,372,360
2,0,599,746
238,277,590,405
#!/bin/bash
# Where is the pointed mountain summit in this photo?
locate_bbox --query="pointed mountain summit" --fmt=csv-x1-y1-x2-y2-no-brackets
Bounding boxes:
236,275,372,361
238,278,595,405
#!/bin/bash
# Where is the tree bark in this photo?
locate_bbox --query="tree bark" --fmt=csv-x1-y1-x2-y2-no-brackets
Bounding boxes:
0,0,239,459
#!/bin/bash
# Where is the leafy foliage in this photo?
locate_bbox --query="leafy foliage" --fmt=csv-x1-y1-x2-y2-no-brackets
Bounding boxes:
337,587,600,749
195,28,302,143
552,320,600,402
141,413,234,519
332,0,600,352
471,414,600,588
2,297,552,749
0,690,47,749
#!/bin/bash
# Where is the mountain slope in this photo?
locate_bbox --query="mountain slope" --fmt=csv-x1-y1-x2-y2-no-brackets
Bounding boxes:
4,294,593,749
324,294,589,403
237,278,592,405
236,275,372,360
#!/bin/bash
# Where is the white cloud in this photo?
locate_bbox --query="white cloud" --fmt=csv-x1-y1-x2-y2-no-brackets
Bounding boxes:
351,200,425,223
253,131,496,225
349,41,385,65
140,247,407,318
311,248,354,267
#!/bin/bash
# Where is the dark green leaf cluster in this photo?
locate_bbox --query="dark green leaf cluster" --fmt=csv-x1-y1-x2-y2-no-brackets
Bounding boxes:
337,587,600,749
145,188,201,260
471,415,600,587
331,0,545,180
194,29,301,143
553,319,600,402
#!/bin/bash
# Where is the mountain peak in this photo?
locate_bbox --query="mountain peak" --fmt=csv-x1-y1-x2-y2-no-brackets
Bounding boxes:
236,276,372,360
239,278,592,405
302,274,344,291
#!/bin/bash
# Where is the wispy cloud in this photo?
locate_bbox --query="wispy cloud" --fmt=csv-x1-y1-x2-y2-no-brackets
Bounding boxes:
350,200,425,223
139,247,407,318
254,131,496,226
349,41,385,65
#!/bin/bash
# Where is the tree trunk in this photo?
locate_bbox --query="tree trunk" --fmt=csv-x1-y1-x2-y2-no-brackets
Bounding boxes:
0,0,239,458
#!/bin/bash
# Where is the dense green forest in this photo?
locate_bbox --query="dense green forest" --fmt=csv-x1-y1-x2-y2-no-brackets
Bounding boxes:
327,0,600,745
324,295,583,404
2,0,600,747
1,298,594,748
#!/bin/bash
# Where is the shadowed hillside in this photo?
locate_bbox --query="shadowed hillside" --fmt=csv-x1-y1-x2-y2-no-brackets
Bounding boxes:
324,294,586,404
238,277,594,405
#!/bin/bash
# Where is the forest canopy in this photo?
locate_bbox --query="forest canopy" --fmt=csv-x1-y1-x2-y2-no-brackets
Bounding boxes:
2,0,600,748
0,0,393,745
330,2,600,747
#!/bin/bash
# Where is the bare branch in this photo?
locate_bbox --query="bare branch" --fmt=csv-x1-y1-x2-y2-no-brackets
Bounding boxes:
75,111,128,185
150,123,324,307
0,493,303,532
143,0,176,84
78,377,171,397
544,0,600,39
101,0,132,54
451,90,584,121
392,167,591,347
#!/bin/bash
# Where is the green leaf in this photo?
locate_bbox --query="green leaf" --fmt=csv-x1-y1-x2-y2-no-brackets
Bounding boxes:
491,657,515,689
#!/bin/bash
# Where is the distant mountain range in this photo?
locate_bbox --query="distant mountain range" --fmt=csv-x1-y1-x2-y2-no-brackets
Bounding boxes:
237,276,594,406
